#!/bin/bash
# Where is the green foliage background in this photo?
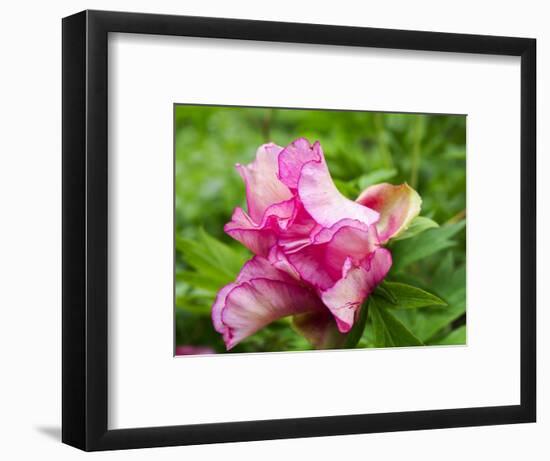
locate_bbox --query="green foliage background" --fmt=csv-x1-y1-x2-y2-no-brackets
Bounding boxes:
175,105,466,353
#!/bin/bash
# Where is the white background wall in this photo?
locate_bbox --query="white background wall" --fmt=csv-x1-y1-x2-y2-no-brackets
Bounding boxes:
0,0,547,459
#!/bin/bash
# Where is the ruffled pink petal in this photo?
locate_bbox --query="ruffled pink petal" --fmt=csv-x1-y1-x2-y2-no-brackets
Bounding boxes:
321,248,392,333
224,199,297,256
323,224,380,270
212,282,238,333
221,279,325,350
236,254,297,284
286,243,336,291
267,246,301,281
212,256,297,334
356,183,421,243
286,223,380,291
278,138,323,189
213,256,325,349
311,218,372,244
275,202,319,254
236,143,293,223
298,157,380,229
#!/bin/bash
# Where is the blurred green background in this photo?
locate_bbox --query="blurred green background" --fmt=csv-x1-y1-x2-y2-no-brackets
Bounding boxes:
174,105,466,354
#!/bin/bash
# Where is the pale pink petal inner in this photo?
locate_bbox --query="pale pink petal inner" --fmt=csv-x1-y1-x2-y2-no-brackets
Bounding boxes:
356,182,421,243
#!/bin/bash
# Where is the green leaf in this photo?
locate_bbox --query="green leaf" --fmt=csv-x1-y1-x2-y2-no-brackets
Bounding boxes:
377,281,447,309
197,228,249,276
387,257,465,343
392,216,439,241
374,283,398,304
356,168,397,190
176,229,249,286
369,297,423,347
431,257,466,307
176,237,225,280
431,251,454,288
390,220,465,271
399,297,465,342
175,294,212,315
433,325,467,345
176,270,221,293
420,306,465,342
175,230,251,317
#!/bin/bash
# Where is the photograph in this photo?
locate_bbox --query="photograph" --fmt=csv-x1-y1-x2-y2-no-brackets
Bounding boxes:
174,105,467,355
0,1,541,458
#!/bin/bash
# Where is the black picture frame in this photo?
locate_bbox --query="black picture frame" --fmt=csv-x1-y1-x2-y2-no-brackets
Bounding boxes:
62,9,536,451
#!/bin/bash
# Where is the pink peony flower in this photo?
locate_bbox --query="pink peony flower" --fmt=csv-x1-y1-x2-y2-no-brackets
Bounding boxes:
212,138,421,350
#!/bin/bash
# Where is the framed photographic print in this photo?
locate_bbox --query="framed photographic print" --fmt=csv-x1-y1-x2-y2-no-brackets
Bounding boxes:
62,10,536,451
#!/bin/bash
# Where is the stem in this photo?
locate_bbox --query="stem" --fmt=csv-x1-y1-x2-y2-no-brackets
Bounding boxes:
374,113,393,168
410,116,424,189
261,109,273,142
